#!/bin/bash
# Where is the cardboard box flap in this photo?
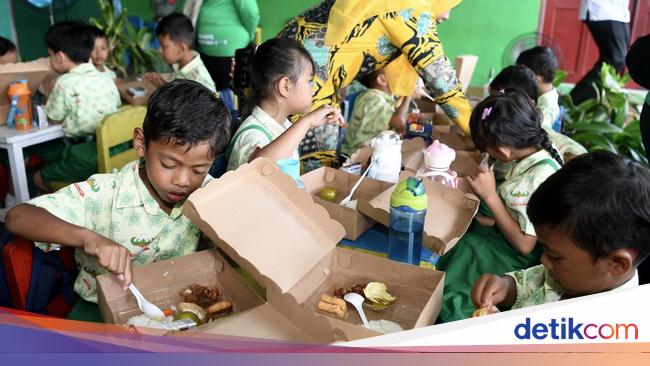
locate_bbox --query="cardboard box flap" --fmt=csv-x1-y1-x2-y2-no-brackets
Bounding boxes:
184,158,346,294
357,175,479,254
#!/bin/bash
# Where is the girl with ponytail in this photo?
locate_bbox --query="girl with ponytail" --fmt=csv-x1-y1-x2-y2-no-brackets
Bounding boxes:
436,88,563,322
227,38,344,171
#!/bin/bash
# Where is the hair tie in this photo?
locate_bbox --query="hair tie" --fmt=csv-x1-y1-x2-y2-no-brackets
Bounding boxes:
498,89,506,95
482,107,493,120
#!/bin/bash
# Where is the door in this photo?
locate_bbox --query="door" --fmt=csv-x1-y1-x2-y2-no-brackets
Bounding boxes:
541,0,647,86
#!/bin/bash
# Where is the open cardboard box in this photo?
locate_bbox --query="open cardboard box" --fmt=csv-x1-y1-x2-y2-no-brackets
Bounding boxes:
0,58,51,125
348,137,427,172
301,166,394,240
117,80,157,106
96,249,266,329
181,158,445,342
432,125,476,152
358,171,479,255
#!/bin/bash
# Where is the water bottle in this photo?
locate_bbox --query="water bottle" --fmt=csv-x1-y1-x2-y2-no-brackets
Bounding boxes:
368,130,402,183
6,80,33,130
416,140,458,188
388,177,427,265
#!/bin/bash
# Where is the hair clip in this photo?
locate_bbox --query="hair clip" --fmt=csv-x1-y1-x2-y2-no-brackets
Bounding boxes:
482,107,493,120
498,89,506,95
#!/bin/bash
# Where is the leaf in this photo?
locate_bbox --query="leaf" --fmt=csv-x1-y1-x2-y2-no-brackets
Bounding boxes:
553,70,568,87
566,122,622,134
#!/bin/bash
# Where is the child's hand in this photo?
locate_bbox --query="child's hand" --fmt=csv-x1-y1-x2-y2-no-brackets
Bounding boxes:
144,72,167,87
82,231,132,289
471,274,512,309
303,104,346,128
467,165,498,201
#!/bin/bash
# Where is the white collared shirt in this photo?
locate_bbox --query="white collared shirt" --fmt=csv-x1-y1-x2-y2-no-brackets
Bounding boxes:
580,0,630,22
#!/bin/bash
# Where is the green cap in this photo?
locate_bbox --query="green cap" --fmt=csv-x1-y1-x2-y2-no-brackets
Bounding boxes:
390,177,427,211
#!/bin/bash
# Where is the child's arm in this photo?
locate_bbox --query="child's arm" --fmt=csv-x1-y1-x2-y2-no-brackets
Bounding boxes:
249,104,344,162
471,274,517,310
5,204,133,289
144,72,168,87
467,167,538,255
388,96,412,133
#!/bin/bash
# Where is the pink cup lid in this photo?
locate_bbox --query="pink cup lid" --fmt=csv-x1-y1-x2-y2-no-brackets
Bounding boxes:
423,140,456,169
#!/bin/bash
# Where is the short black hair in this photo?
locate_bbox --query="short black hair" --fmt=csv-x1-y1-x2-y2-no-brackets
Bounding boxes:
0,36,16,57
143,79,231,157
45,21,94,63
490,65,540,102
156,13,195,49
516,46,558,84
528,151,650,265
88,25,107,41
359,70,382,89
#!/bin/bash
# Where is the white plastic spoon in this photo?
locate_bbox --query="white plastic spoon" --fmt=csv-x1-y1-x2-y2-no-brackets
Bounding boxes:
344,292,370,328
118,274,165,321
340,162,373,206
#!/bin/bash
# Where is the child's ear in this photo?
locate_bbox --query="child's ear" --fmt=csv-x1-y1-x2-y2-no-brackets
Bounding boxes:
377,73,388,87
536,75,545,86
607,249,635,277
496,146,511,160
133,128,146,158
277,76,291,98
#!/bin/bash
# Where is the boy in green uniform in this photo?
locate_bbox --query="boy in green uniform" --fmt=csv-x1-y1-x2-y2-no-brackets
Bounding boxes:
472,152,649,310
145,13,216,92
33,22,121,192
6,80,231,320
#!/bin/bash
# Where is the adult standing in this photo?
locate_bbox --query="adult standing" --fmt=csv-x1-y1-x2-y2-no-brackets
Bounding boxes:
184,0,260,90
278,0,471,166
570,0,630,105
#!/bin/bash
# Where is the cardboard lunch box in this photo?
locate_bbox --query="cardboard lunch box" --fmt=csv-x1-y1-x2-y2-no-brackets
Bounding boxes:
181,158,446,342
432,125,476,152
357,172,479,255
300,166,395,240
0,58,51,125
117,80,157,106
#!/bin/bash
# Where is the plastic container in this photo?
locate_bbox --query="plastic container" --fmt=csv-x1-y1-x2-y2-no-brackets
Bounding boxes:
6,80,33,130
416,140,458,188
388,177,427,265
367,131,402,183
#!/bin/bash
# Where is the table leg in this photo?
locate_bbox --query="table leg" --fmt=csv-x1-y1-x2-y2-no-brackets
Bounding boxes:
7,143,30,203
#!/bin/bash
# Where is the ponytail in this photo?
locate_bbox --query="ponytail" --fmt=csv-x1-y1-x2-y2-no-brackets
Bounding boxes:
233,42,258,121
539,129,564,166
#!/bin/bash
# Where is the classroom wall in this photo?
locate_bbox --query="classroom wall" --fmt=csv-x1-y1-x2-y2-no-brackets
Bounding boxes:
10,0,542,87
0,0,16,43
438,0,543,86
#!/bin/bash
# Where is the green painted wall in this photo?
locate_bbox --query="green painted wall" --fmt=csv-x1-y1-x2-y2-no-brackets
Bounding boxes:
438,0,543,86
10,0,542,87
257,0,318,41
0,0,16,43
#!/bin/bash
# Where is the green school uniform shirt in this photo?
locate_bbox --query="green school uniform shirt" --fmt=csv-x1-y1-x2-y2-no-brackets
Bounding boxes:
341,88,397,157
171,52,216,92
29,159,213,303
45,62,121,138
508,264,639,309
227,106,299,171
538,88,587,157
498,149,561,237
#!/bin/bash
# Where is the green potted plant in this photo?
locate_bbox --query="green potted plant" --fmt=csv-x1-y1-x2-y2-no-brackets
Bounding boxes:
559,64,647,166
90,0,162,77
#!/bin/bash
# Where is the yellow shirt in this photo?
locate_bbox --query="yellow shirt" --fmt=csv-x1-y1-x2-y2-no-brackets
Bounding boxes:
280,0,470,159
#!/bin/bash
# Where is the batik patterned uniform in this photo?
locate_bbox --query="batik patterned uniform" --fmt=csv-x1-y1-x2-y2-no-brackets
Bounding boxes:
341,88,397,156
171,51,217,92
537,88,587,158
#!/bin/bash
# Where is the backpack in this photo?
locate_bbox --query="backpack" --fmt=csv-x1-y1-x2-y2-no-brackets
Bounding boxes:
0,232,78,318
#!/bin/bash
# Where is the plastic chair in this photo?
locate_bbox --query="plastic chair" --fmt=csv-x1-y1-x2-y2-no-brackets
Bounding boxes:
96,105,147,173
